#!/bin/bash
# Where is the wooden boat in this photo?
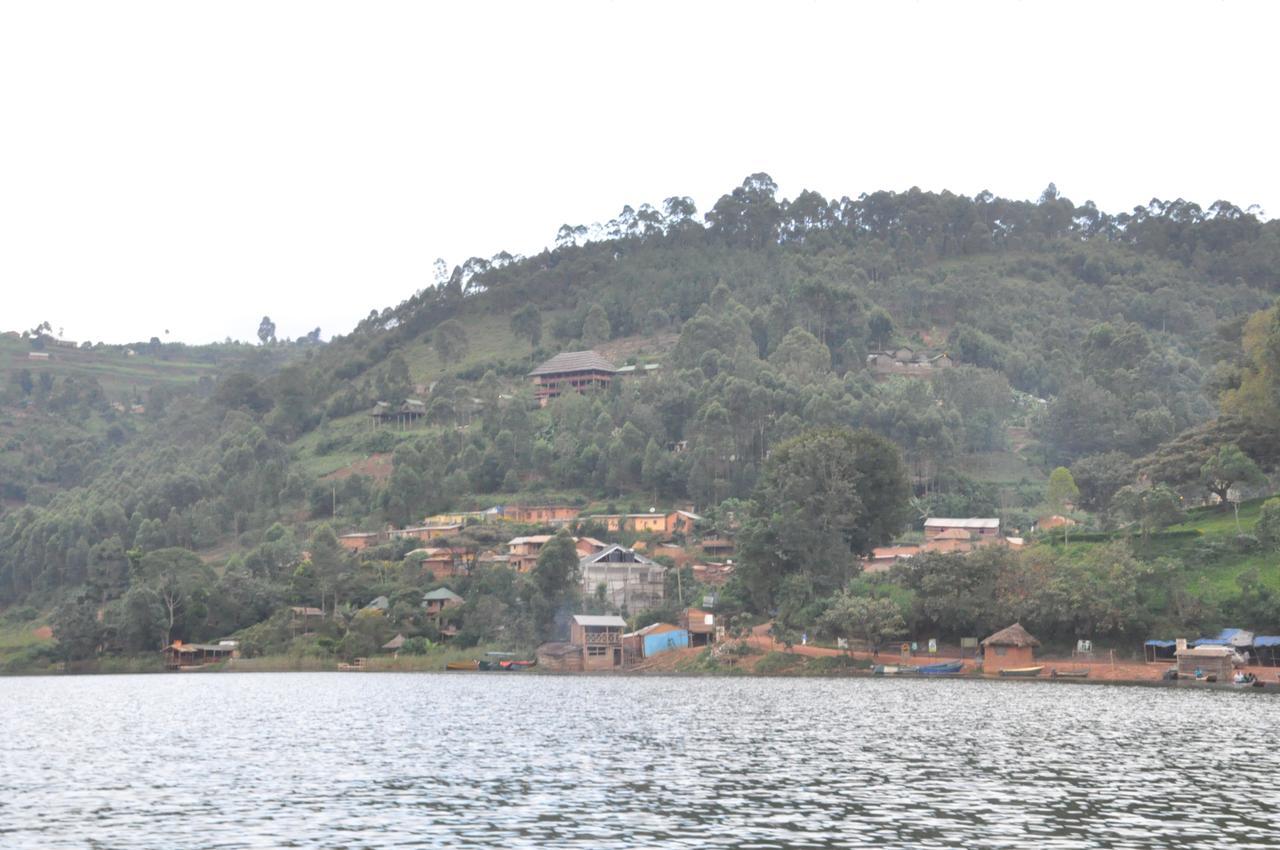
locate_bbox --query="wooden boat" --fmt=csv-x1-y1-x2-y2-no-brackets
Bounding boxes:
917,660,963,675
1050,668,1090,679
873,664,918,675
998,666,1044,678
445,660,479,671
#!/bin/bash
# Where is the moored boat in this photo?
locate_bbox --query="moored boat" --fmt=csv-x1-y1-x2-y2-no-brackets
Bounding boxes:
873,664,919,675
446,660,479,671
998,666,1044,678
917,660,963,675
1050,668,1090,679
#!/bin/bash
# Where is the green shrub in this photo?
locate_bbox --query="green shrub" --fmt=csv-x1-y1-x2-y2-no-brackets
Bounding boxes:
753,651,804,675
1257,498,1280,549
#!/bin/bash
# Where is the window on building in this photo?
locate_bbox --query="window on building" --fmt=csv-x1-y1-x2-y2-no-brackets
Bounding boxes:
994,646,1007,656
587,646,608,657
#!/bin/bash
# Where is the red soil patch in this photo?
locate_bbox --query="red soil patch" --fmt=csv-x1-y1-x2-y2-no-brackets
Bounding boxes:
31,626,53,640
320,453,393,483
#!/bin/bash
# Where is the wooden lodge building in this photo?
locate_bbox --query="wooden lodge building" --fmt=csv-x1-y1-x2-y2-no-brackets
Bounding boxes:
528,350,617,407
370,399,427,428
162,640,238,670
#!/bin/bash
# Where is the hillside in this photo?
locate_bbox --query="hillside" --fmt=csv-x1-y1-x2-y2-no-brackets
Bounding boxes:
2,175,1279,669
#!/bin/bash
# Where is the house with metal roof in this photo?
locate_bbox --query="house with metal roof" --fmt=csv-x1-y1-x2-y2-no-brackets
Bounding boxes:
579,545,664,612
570,614,627,670
528,350,617,407
923,517,1001,539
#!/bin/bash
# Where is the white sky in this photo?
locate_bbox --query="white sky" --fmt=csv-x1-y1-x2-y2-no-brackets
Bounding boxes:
2,0,1276,344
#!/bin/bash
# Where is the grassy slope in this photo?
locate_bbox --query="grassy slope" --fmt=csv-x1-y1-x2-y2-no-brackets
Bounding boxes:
0,337,222,399
1051,497,1280,614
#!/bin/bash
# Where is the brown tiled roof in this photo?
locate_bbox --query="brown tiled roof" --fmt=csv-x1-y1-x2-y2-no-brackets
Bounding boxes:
528,350,617,377
982,622,1041,648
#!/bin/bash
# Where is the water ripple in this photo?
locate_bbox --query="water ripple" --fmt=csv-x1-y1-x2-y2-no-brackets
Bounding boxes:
1,674,1278,848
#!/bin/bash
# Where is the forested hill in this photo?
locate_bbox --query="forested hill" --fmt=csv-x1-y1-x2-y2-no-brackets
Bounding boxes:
2,175,1279,653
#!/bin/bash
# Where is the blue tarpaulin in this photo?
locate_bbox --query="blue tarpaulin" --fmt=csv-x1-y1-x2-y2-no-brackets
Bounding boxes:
1191,629,1244,647
1254,636,1280,648
1144,640,1177,647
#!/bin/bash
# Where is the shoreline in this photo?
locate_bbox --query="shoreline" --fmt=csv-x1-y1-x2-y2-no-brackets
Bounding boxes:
4,657,1279,693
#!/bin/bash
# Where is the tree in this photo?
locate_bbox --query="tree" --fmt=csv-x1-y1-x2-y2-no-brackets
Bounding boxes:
894,547,1013,638
768,327,830,384
257,316,276,346
1255,497,1280,550
1045,467,1080,542
1199,444,1265,509
433,319,469,366
738,428,911,608
530,531,581,640
867,308,894,350
378,353,414,403
1071,452,1133,528
510,304,542,351
582,303,611,347
51,596,103,661
1114,484,1184,541
818,591,905,657
138,548,214,647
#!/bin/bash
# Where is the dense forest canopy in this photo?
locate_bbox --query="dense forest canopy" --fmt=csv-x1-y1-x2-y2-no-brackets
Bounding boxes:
2,174,1279,665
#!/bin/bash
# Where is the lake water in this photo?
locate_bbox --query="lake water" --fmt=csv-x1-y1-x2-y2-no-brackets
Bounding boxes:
1,673,1277,849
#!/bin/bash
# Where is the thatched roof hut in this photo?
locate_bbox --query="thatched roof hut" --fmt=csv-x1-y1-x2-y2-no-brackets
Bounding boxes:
981,622,1041,648
980,623,1040,674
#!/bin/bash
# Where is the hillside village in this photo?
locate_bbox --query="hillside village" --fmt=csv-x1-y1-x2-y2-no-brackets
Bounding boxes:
2,178,1280,678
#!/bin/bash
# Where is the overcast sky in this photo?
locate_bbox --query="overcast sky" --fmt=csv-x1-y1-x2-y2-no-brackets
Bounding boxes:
2,1,1276,344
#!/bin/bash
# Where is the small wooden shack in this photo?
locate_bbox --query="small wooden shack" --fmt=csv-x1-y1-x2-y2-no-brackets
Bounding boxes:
981,622,1040,674
682,607,718,647
1176,645,1239,681
535,641,584,673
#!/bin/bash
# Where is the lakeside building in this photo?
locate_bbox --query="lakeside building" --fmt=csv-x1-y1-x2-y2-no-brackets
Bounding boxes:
1176,645,1238,681
682,607,719,646
162,640,238,669
623,623,689,661
529,350,617,407
980,623,1040,674
570,614,627,670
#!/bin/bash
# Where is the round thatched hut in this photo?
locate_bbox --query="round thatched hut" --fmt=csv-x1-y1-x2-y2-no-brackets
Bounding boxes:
981,622,1041,674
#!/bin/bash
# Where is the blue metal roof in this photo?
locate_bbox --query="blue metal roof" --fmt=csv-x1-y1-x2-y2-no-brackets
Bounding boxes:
1254,636,1280,648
